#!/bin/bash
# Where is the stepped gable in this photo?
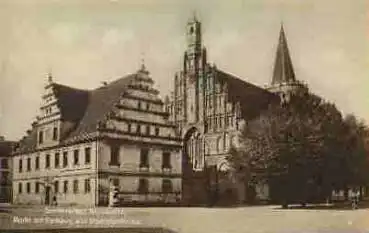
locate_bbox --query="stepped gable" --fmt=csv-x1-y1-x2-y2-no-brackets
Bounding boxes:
15,74,138,153
216,69,278,119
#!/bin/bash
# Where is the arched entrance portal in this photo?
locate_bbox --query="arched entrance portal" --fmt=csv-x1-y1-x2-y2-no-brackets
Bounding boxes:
182,127,207,205
184,128,204,170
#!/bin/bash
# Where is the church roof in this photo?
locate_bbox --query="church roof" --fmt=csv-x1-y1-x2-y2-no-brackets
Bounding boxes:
216,69,278,119
271,24,296,85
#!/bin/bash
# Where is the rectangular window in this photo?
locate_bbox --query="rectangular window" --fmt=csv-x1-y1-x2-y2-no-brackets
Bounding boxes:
73,180,78,193
138,178,148,194
74,149,79,165
140,148,149,168
27,158,31,171
19,159,23,172
63,152,68,168
18,182,22,193
162,179,173,193
53,127,58,140
26,182,30,193
35,156,39,170
84,179,91,193
38,131,43,144
111,178,119,187
110,144,120,166
136,125,141,134
19,159,23,173
155,127,160,136
55,153,60,168
127,123,131,133
54,180,59,193
1,159,8,169
85,147,91,164
162,152,171,169
63,180,68,193
35,182,40,193
146,125,150,135
45,154,50,168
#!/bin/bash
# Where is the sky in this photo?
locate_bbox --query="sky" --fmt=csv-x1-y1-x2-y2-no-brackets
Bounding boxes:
0,0,368,141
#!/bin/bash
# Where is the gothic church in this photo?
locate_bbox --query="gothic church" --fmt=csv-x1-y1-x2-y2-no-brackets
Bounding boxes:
165,16,306,205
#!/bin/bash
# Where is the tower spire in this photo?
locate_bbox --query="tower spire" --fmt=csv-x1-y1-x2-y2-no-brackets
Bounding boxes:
271,23,296,85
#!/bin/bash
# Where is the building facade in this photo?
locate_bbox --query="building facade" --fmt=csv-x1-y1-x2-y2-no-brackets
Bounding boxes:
12,66,182,206
12,15,305,207
0,137,15,203
165,17,303,205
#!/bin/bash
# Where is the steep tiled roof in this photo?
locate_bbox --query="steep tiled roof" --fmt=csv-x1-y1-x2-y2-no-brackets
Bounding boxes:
52,84,89,122
16,74,137,153
216,69,278,119
67,74,136,139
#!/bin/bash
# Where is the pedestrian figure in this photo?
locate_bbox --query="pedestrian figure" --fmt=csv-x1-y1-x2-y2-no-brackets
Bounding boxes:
351,188,359,210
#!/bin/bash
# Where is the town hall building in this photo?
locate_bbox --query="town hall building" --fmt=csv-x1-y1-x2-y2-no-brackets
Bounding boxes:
12,65,182,206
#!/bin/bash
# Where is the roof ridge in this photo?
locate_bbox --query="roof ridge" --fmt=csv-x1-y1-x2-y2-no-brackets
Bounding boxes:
216,69,268,92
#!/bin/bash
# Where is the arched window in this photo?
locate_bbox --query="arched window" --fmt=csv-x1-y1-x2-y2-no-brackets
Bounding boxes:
224,133,229,151
184,129,203,170
216,137,222,153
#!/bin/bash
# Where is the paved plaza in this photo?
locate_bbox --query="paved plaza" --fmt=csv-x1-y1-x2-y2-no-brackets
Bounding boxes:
1,205,369,233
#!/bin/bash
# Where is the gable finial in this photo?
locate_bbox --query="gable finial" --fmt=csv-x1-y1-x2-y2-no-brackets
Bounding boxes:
47,70,53,83
138,52,149,75
140,52,146,71
193,10,198,21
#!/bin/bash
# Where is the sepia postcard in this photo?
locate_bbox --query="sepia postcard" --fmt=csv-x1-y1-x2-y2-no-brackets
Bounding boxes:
0,0,368,232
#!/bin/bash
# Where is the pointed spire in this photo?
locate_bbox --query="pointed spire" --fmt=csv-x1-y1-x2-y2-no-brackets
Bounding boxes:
271,23,296,85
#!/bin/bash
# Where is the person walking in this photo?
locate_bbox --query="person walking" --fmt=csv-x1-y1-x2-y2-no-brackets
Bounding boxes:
351,188,359,210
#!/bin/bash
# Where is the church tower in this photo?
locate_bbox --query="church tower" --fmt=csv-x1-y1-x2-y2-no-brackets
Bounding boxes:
183,14,207,124
268,24,307,102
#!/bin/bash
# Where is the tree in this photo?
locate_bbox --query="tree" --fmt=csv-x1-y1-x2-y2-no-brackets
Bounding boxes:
227,91,366,207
